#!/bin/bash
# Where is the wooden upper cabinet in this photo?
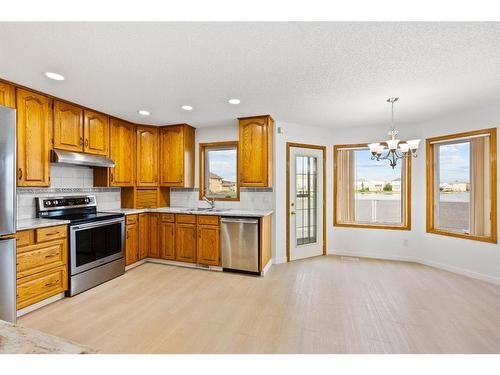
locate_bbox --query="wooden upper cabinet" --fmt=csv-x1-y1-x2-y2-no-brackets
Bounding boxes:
238,115,274,187
53,100,84,152
0,81,15,108
175,224,197,263
84,110,109,156
16,88,51,187
159,124,195,187
109,118,135,186
136,126,159,186
197,225,220,266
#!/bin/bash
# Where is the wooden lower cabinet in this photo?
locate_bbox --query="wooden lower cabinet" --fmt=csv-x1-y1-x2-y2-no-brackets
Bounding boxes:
125,221,139,266
197,225,220,266
159,221,175,260
124,213,224,267
138,214,149,260
13,225,68,310
175,224,197,263
148,214,159,258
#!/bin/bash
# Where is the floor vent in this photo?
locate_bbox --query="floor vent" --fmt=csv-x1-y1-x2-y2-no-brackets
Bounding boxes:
340,256,360,261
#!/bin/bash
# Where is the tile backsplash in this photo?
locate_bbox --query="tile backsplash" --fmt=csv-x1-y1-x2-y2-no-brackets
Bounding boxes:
170,188,274,211
16,164,121,220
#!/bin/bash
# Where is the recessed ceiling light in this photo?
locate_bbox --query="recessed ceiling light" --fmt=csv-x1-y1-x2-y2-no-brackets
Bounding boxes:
181,105,193,111
228,98,241,105
45,72,65,81
138,110,150,116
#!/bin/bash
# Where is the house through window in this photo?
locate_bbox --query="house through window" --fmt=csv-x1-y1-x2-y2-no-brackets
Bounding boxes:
427,128,497,242
334,144,411,229
200,142,239,201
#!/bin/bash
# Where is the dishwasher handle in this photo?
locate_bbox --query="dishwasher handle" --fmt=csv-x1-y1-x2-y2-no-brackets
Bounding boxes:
221,217,259,224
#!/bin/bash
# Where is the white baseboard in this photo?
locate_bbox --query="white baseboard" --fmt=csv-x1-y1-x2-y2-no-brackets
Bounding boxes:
273,256,288,264
125,259,147,271
331,250,500,286
17,292,65,317
145,258,223,272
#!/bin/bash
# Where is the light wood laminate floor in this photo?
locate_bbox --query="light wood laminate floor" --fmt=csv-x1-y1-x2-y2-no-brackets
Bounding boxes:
19,256,500,353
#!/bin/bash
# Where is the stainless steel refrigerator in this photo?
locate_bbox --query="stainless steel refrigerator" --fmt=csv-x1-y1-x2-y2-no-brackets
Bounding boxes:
0,105,16,323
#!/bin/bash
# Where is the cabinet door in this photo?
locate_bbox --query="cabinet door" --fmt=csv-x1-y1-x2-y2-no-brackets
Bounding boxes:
148,214,159,258
239,116,273,187
0,81,15,108
125,223,138,266
175,224,197,263
109,118,135,186
136,126,159,186
159,125,184,186
197,225,220,266
53,100,84,152
16,88,51,187
159,222,175,260
138,213,149,260
84,110,109,156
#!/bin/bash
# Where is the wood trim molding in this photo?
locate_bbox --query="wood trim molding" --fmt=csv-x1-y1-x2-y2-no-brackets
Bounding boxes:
199,141,240,202
286,142,327,262
333,143,412,231
425,127,497,244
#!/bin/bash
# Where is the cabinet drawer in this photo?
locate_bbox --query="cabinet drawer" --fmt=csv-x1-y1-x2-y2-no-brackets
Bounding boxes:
36,225,67,242
17,239,67,279
17,266,68,310
160,214,175,223
176,214,197,224
15,230,35,247
126,214,138,225
197,215,219,226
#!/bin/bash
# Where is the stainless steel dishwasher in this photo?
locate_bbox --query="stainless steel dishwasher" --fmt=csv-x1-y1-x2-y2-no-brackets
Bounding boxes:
221,217,259,274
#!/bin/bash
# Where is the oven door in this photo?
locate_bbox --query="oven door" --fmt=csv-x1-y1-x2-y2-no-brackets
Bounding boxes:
70,218,125,275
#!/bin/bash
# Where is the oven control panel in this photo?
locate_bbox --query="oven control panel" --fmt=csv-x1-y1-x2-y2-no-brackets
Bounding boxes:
37,195,97,212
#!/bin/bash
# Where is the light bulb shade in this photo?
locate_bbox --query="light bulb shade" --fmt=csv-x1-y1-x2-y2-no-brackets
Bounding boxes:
399,143,410,153
368,143,380,153
376,145,386,154
407,139,421,150
386,139,400,150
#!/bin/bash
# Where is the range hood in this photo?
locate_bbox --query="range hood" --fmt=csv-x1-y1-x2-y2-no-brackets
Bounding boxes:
52,149,115,168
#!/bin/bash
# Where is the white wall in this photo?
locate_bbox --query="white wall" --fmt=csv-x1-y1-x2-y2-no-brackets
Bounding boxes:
273,102,500,284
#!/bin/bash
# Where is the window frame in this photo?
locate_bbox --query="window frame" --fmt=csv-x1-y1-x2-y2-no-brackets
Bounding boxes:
426,128,497,243
199,141,240,201
333,143,412,231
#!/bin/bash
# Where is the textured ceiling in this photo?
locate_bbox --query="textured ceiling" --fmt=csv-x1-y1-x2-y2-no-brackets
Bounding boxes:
1,22,499,129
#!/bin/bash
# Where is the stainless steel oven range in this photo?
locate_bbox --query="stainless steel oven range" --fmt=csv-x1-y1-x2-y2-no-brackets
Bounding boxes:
36,195,125,296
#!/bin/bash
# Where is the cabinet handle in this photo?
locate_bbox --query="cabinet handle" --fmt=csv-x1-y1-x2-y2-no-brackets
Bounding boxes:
79,136,84,145
45,252,58,258
18,168,22,180
85,138,89,148
45,231,59,236
45,281,58,287
110,172,114,182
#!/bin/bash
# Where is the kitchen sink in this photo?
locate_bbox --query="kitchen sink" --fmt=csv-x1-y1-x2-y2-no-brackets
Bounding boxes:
186,208,229,213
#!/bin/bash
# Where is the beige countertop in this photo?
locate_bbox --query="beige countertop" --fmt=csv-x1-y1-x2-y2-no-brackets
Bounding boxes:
16,218,71,231
16,208,273,230
106,207,274,217
0,320,94,354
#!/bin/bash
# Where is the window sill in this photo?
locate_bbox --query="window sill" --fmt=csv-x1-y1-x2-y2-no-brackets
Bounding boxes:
334,222,411,231
427,228,497,244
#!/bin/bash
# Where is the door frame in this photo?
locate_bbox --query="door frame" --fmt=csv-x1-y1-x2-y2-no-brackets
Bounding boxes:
286,142,327,262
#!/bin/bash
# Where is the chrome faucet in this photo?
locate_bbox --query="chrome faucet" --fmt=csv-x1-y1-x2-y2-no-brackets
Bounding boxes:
202,196,215,209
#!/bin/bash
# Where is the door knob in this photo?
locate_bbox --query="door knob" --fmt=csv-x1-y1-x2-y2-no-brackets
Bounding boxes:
290,211,296,215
